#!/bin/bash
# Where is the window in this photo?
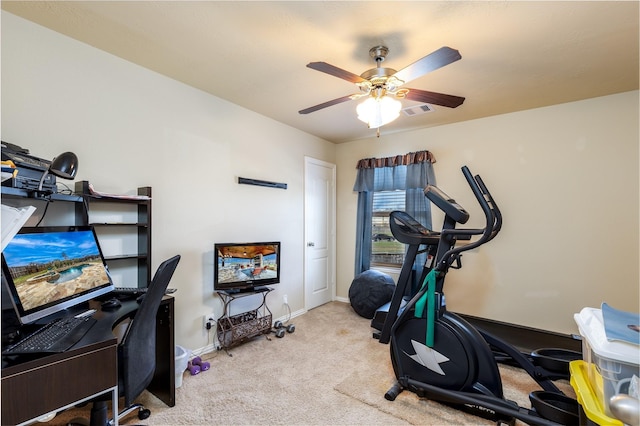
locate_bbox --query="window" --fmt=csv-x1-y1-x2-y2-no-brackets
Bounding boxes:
352,150,436,275
371,190,406,267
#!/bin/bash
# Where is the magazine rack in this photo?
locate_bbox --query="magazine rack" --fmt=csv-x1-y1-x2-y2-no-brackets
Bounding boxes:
215,287,273,353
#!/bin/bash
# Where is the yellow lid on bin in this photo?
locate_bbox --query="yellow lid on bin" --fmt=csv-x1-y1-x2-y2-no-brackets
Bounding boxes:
570,360,623,426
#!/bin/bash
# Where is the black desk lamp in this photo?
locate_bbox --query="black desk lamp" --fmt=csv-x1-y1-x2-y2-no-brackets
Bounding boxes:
35,151,79,196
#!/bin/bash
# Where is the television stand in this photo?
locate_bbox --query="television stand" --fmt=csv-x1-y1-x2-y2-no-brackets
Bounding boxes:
215,287,273,354
223,285,270,295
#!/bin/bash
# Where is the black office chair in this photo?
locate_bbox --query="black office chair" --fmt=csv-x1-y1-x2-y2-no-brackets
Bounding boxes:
78,254,181,426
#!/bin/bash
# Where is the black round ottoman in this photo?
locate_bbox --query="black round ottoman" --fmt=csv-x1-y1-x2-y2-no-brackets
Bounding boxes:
349,269,395,319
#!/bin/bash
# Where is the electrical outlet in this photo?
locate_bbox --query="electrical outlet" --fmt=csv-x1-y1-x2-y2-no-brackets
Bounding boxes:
204,314,216,330
283,294,288,304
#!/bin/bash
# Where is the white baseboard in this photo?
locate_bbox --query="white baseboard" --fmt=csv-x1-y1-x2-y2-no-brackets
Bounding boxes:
281,307,307,322
193,344,217,357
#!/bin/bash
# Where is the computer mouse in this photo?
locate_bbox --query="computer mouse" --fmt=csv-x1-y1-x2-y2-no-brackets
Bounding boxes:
101,298,122,311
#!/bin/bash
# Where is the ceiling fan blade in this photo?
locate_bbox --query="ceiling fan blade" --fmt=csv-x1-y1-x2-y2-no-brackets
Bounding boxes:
299,94,356,114
392,46,462,85
307,62,366,83
404,88,465,108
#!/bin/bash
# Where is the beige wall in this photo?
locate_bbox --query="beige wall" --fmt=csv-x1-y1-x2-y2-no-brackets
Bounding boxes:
336,91,639,334
1,12,335,352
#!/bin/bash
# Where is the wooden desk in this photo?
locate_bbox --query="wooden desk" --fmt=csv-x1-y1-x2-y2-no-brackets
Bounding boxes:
1,338,118,425
1,296,175,425
148,297,175,405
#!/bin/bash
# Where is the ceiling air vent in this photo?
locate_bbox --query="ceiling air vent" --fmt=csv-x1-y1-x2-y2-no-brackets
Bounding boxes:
402,104,434,116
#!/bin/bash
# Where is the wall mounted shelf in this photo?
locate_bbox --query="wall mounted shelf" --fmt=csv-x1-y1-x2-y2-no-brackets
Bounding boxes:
238,177,287,190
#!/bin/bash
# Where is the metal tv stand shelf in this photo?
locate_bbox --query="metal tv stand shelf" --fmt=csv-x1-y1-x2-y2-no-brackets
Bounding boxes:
215,287,273,352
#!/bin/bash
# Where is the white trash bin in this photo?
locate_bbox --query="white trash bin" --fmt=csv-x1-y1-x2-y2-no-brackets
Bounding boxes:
175,345,190,388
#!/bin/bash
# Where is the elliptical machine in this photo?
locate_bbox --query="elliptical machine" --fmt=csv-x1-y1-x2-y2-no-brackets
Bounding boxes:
385,166,578,425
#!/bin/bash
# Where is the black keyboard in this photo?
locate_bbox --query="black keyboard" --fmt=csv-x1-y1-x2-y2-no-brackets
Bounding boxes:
113,287,176,299
114,287,147,297
2,316,96,355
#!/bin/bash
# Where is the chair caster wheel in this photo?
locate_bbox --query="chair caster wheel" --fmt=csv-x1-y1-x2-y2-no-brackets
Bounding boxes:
274,320,283,329
138,408,151,420
286,324,295,333
275,328,285,338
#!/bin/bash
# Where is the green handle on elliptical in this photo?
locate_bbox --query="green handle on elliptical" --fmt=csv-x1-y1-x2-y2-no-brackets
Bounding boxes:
414,269,439,348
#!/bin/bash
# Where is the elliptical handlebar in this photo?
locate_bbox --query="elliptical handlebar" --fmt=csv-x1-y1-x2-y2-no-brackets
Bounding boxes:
474,173,502,243
436,166,502,271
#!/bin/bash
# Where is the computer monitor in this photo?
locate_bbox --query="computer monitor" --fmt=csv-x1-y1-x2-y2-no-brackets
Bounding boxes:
1,226,114,324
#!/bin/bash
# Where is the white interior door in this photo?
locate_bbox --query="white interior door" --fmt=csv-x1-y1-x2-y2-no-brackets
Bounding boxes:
304,157,336,310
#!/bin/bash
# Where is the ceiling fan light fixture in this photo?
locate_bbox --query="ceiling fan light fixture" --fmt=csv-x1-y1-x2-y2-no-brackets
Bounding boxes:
356,96,402,129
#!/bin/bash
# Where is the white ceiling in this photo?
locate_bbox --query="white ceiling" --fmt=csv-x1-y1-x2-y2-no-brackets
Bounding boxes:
3,1,639,144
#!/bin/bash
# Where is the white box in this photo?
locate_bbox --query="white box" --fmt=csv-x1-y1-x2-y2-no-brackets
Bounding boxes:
574,307,640,417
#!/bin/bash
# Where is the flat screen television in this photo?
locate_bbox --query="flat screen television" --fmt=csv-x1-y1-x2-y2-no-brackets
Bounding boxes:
214,242,280,292
1,226,114,324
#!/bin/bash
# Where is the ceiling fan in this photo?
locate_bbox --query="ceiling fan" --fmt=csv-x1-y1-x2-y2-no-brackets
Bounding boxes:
299,45,465,132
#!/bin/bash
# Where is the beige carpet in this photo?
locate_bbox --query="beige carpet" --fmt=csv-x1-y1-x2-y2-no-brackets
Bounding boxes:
48,302,573,425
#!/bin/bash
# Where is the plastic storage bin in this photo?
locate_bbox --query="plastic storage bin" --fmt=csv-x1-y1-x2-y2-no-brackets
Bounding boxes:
574,307,640,417
570,360,623,425
174,345,190,388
